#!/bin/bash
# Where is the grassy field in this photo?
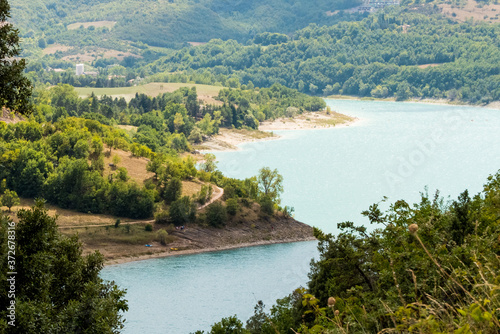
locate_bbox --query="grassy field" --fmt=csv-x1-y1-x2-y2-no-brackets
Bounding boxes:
75,82,223,103
67,21,117,30
439,0,500,22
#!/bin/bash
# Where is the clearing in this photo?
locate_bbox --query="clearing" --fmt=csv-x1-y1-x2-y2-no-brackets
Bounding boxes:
42,44,72,55
67,21,117,30
61,47,140,62
75,82,224,104
439,0,500,22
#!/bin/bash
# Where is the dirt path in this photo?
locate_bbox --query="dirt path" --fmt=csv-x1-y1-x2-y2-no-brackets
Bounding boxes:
198,185,224,210
60,184,224,229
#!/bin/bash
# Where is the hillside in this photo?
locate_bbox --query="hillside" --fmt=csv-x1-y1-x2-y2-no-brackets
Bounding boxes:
145,5,500,104
10,0,362,49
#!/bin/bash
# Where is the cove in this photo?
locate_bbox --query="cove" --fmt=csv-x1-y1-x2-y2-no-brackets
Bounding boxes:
101,99,500,333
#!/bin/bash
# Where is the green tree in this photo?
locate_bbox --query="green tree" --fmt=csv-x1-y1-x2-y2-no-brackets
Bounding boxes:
0,0,32,115
163,177,182,204
226,198,239,215
202,153,217,173
206,202,227,227
169,196,195,226
210,315,248,334
0,200,128,333
257,167,284,204
0,189,19,212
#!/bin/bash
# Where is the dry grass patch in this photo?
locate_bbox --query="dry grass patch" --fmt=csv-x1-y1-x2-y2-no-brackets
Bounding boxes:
7,198,119,228
115,124,138,133
42,44,72,55
75,82,223,104
67,21,117,30
439,0,500,22
104,147,153,185
182,180,204,197
417,63,444,69
62,48,139,63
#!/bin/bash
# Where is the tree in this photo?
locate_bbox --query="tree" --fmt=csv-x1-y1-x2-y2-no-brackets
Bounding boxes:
163,177,182,204
0,200,128,332
169,196,196,226
206,202,227,227
202,153,217,173
257,167,284,204
210,315,247,334
1,189,19,212
0,0,32,115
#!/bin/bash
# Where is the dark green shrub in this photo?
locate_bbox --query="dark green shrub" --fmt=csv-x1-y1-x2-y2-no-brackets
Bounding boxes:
259,196,274,215
226,198,239,215
206,202,227,227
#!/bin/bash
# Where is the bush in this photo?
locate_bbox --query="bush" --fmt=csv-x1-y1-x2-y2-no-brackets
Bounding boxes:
155,211,170,224
156,229,169,245
114,219,121,228
145,223,153,231
226,198,239,216
259,196,274,215
206,202,227,227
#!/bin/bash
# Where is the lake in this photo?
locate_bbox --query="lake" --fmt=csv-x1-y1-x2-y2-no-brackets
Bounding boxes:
101,99,500,333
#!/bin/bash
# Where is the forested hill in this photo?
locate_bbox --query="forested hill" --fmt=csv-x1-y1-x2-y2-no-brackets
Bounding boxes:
10,0,362,47
147,7,500,104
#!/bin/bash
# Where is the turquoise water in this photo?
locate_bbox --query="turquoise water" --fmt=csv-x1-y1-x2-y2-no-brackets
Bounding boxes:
101,100,500,333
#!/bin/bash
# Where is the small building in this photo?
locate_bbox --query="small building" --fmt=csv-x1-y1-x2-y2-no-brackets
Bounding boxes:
76,64,84,76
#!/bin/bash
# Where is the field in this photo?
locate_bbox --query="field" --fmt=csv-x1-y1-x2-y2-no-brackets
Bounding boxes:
42,44,72,55
61,47,139,62
67,21,117,30
75,82,224,103
439,0,500,22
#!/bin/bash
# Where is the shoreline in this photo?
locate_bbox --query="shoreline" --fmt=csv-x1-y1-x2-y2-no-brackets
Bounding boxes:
196,110,358,152
325,95,500,110
105,236,317,266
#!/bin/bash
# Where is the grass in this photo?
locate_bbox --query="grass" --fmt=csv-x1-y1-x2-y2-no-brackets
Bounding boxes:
67,21,117,30
42,44,72,55
104,146,153,185
75,82,223,103
438,0,500,22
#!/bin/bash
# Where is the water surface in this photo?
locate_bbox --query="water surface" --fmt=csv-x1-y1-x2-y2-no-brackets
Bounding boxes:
102,100,500,333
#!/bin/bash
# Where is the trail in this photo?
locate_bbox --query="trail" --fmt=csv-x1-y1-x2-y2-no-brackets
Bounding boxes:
59,184,224,229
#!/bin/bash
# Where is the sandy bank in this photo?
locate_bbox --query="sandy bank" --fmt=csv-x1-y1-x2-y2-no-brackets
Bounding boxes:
196,110,357,152
326,95,500,110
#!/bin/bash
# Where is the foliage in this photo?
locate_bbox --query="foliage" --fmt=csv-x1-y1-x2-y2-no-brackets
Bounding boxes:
257,167,284,204
259,195,275,216
207,170,500,333
226,198,239,216
156,229,169,246
209,315,248,334
169,196,196,226
0,0,32,114
205,202,227,227
154,211,170,225
149,8,500,104
0,189,19,212
0,200,128,332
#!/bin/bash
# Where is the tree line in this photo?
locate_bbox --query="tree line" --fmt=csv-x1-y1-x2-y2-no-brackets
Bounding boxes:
146,6,500,104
